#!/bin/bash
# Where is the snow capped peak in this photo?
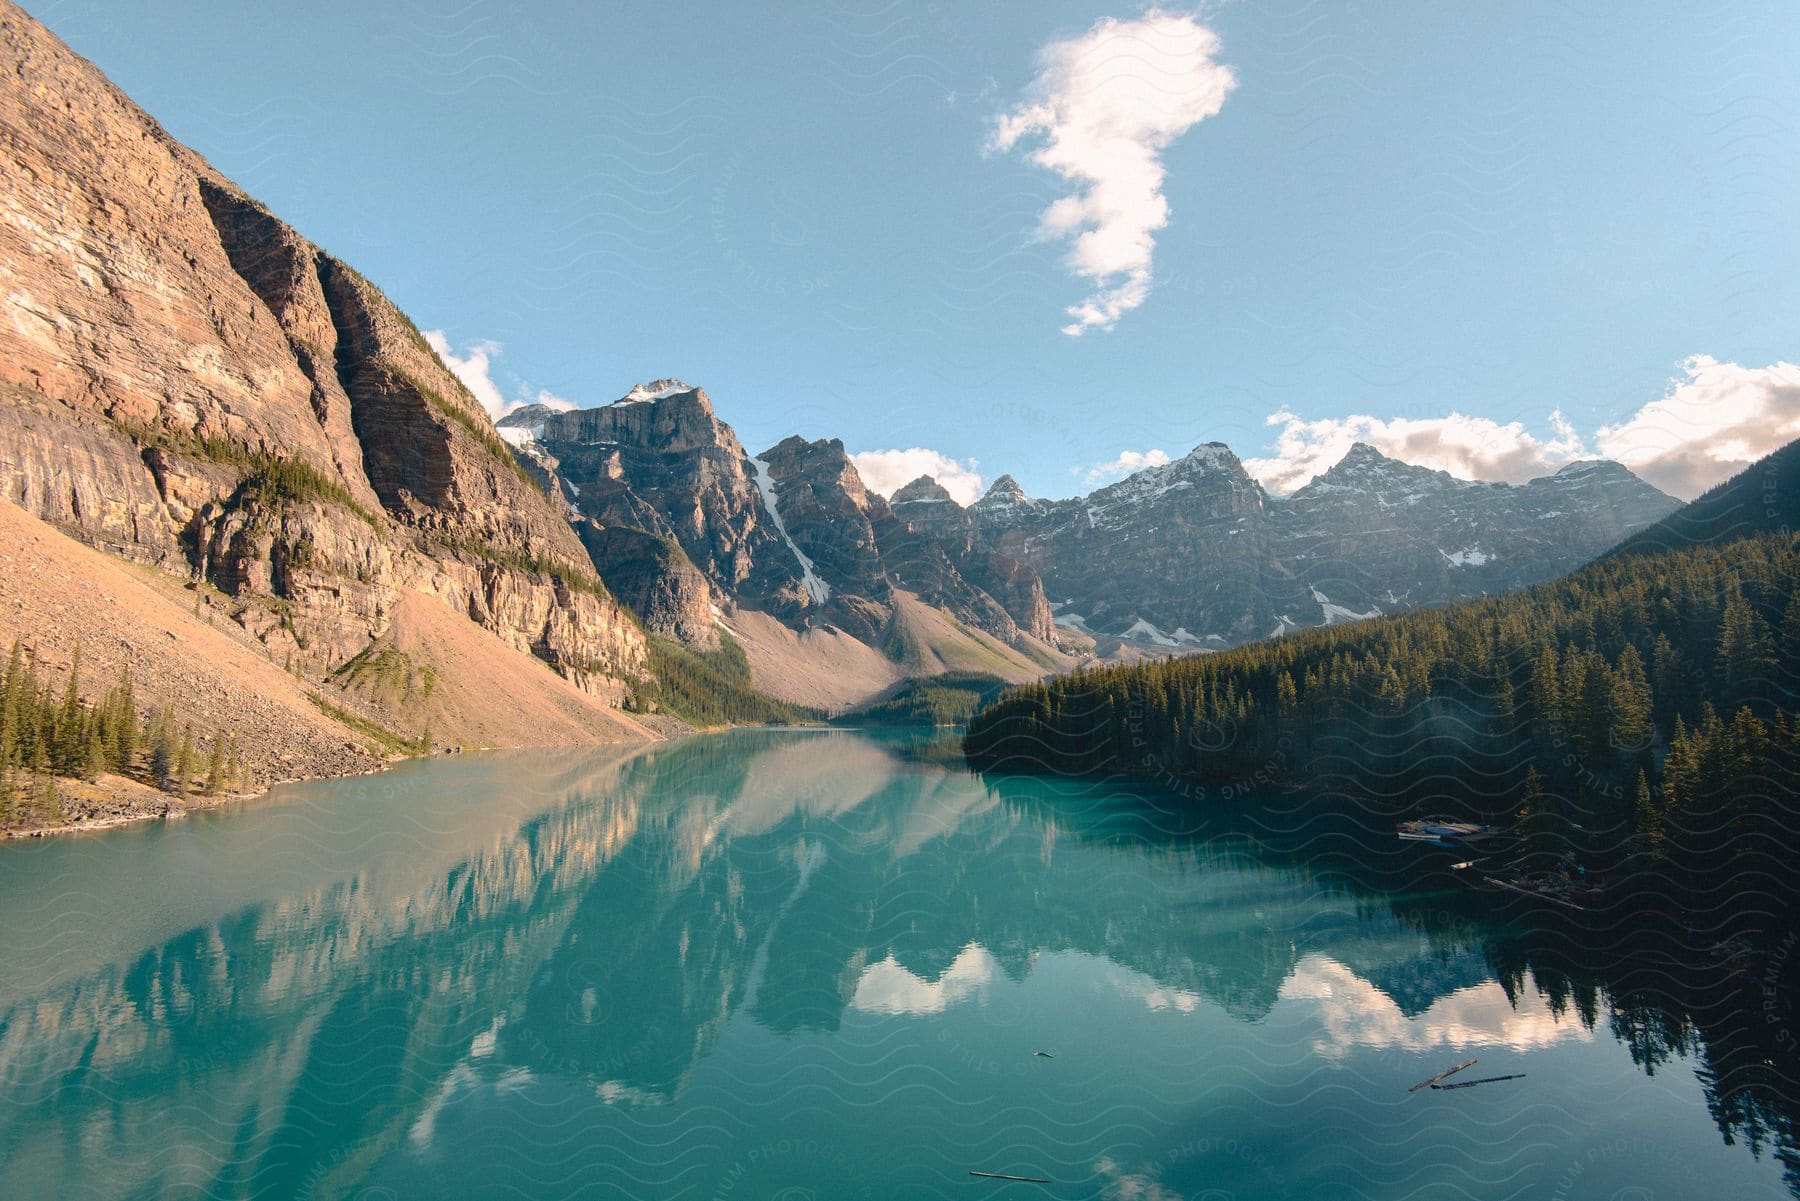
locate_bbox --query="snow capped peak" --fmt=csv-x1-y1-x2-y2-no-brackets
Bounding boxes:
1290,440,1473,501
613,378,695,405
1182,441,1240,465
975,474,1035,509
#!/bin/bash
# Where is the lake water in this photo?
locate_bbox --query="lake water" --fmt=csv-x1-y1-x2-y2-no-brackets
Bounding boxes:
0,729,1791,1200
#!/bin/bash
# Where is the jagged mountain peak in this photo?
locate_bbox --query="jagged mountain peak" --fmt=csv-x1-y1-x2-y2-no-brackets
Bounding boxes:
892,475,958,507
496,402,558,428
982,474,1029,500
1185,440,1240,461
1293,443,1473,501
762,433,848,460
1339,441,1390,465
1089,441,1255,511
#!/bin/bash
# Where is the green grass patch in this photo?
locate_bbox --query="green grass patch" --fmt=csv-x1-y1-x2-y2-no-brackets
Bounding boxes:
331,645,436,705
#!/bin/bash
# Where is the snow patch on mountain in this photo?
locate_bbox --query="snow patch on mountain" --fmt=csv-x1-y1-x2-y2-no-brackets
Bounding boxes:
498,425,536,448
1121,619,1211,647
1439,548,1493,567
1310,586,1381,624
749,456,831,604
613,379,693,406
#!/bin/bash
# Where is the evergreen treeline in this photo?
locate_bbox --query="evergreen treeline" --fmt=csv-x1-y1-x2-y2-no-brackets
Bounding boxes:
0,643,245,828
837,672,1010,727
633,635,821,728
965,530,1800,933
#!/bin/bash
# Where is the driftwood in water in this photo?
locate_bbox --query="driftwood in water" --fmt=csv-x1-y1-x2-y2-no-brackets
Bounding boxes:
970,1171,1052,1183
1434,1073,1526,1090
1408,1058,1477,1092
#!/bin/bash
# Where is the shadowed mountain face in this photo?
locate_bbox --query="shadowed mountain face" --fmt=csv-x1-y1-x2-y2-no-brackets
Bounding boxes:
503,373,1675,689
963,441,1678,651
1606,435,1800,558
499,387,1074,699
0,732,1793,1200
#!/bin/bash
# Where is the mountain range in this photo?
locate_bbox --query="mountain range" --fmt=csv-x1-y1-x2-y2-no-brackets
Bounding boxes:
0,0,1680,792
503,387,1677,672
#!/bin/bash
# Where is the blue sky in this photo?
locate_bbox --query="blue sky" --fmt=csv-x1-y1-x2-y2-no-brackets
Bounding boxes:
35,0,1800,500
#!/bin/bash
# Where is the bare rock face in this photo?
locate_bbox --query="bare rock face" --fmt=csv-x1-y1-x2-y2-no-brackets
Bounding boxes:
889,475,1056,643
1269,445,1680,622
524,384,809,616
755,435,888,600
511,386,1054,657
0,2,646,695
577,522,719,647
969,440,1680,651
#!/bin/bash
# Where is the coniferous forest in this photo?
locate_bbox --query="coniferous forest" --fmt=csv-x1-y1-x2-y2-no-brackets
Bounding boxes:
0,643,245,829
966,445,1800,940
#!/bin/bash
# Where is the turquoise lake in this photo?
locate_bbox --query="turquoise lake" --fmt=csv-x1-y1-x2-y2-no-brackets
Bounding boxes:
0,729,1791,1199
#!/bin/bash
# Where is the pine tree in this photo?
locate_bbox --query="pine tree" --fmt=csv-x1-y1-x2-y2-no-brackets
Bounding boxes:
1633,770,1662,855
53,645,83,775
1607,644,1654,764
81,715,107,782
1719,588,1776,713
171,724,195,796
151,719,176,792
203,730,229,796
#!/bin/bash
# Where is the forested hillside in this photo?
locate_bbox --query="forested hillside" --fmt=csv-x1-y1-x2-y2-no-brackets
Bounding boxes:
965,446,1800,934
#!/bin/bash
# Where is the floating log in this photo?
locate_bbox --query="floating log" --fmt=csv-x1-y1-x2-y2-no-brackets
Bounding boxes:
1409,1058,1477,1092
1481,874,1588,911
970,1171,1052,1183
1434,1073,1526,1090
1032,1050,1055,1058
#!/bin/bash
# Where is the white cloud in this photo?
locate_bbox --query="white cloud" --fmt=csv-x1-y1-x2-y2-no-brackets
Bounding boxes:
1084,447,1170,484
424,331,578,419
991,10,1235,335
851,448,986,505
1279,954,1590,1060
850,944,1000,1015
1595,355,1800,498
1244,356,1800,500
1244,410,1586,495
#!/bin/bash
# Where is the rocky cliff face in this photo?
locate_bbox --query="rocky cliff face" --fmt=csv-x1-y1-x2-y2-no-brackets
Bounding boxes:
511,383,809,618
505,385,1067,665
973,444,1287,648
0,2,646,708
957,440,1679,651
891,475,1056,643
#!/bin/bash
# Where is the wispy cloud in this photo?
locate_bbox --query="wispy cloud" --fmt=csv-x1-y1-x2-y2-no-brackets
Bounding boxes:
991,10,1235,335
1244,356,1800,500
851,448,986,505
424,331,577,419
1084,448,1170,485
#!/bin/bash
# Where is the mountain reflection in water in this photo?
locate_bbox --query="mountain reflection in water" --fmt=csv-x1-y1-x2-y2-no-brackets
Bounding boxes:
0,729,1793,1200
